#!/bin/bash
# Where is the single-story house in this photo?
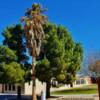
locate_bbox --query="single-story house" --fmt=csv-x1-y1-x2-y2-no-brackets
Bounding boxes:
0,79,46,95
73,75,92,87
51,75,93,88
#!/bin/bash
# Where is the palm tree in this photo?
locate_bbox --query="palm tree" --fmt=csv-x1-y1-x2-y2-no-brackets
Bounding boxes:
21,3,47,100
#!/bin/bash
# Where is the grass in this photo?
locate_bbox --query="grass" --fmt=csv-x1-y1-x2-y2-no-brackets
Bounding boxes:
51,84,98,95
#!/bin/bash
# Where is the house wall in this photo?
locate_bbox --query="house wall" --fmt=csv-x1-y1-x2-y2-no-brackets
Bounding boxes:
0,84,24,94
24,82,32,95
0,84,2,93
24,79,46,95
0,79,46,95
2,84,17,94
74,76,92,87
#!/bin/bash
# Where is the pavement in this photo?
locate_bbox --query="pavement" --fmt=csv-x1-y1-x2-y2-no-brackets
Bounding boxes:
0,94,99,100
0,92,99,100
48,94,99,100
50,85,99,100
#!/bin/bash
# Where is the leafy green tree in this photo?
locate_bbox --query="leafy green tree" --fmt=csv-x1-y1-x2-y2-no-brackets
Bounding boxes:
2,24,31,77
0,45,16,63
36,23,83,98
65,43,83,87
0,46,25,92
0,62,24,84
2,24,31,99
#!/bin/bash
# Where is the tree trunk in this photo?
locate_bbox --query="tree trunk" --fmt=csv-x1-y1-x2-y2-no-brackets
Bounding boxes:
97,77,100,100
32,57,37,100
46,81,51,98
17,86,22,100
70,83,73,87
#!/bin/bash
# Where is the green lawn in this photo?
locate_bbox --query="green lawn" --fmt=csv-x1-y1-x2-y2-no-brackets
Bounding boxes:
51,84,98,95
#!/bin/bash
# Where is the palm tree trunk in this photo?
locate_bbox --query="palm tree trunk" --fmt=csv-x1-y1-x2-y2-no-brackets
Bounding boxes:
46,81,51,98
32,57,37,100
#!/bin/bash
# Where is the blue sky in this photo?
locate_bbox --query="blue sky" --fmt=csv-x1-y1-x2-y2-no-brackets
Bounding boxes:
0,0,100,57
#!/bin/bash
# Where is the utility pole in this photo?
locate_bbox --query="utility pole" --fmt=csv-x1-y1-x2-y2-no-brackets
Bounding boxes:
21,3,47,100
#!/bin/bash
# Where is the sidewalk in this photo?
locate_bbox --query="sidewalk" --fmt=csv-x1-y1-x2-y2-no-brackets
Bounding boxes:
47,94,99,100
47,96,59,100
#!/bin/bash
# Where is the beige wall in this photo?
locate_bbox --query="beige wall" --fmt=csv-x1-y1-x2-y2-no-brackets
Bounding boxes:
1,84,24,94
74,76,92,87
24,81,32,95
3,84,17,94
0,84,2,93
0,79,46,95
24,79,46,95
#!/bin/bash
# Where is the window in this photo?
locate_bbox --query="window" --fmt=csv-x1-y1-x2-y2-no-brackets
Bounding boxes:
5,84,7,91
12,85,15,91
76,80,80,84
9,84,11,91
81,79,85,84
